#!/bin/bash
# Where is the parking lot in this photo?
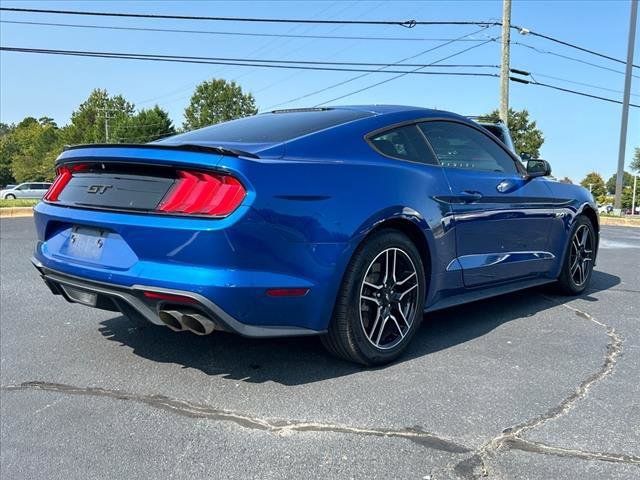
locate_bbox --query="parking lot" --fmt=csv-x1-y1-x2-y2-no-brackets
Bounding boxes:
1,217,638,479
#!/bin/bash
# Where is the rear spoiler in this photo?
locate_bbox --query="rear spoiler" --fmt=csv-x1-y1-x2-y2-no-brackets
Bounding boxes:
61,143,260,161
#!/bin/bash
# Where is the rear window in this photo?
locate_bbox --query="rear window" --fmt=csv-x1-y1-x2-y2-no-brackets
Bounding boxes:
159,109,373,144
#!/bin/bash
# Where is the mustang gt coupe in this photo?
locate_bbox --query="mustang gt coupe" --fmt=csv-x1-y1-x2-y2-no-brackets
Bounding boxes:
32,106,598,365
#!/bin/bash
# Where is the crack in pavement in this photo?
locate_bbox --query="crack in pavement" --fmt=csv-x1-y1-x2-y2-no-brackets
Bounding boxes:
503,437,640,465
452,300,632,478
0,380,470,454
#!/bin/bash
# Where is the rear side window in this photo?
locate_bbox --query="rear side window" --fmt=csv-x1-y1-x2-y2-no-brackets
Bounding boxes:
158,109,373,144
369,125,437,165
419,121,518,173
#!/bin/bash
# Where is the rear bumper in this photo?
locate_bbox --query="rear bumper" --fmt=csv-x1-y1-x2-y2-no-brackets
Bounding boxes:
33,201,349,333
32,258,324,338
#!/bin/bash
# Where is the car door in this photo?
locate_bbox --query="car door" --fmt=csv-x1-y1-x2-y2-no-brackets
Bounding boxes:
419,120,556,288
25,183,39,198
13,183,30,198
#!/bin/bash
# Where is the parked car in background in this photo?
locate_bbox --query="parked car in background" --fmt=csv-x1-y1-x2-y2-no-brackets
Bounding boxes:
33,106,599,365
598,204,614,214
0,182,52,199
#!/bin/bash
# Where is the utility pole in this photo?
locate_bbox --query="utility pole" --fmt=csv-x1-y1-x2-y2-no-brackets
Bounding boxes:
614,0,638,210
97,103,114,143
499,0,512,124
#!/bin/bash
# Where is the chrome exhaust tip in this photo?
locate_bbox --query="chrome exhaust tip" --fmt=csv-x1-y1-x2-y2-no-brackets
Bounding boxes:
181,311,215,336
158,310,186,332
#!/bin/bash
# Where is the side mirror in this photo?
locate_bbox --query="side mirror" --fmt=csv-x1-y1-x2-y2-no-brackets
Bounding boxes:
526,159,551,178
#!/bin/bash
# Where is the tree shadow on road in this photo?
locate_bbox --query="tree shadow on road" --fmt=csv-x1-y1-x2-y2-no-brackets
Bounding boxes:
98,270,620,386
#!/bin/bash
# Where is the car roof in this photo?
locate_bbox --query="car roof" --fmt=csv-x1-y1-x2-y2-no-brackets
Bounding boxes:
271,104,462,117
155,105,476,157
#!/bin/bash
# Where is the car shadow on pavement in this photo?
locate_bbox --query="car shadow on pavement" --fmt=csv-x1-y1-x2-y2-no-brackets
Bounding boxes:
98,270,620,386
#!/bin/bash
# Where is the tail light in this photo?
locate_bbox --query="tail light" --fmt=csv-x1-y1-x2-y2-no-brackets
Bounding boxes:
44,164,87,201
158,170,246,217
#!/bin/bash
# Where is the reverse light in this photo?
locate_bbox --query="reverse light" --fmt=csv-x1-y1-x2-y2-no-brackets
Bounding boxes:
158,170,246,217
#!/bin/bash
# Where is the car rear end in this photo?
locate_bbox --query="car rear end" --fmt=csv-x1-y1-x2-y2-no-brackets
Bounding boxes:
32,144,334,338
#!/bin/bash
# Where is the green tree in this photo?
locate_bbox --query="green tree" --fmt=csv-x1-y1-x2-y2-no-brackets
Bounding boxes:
64,89,134,144
0,122,16,185
631,147,640,173
478,108,544,157
111,105,176,143
4,117,61,182
621,181,639,210
183,79,257,130
605,171,634,194
0,122,14,137
580,172,606,202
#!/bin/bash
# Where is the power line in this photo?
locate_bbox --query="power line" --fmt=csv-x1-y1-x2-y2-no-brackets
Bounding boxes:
314,38,496,106
3,6,636,69
510,76,640,108
0,7,497,28
0,46,499,77
0,19,496,42
526,71,640,98
514,41,640,79
267,26,494,109
516,27,640,69
0,46,497,68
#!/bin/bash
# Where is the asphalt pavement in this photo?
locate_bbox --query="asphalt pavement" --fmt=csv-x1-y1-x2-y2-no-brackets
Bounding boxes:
1,217,638,479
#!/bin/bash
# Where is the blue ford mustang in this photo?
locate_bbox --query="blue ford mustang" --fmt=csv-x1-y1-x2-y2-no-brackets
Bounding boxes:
32,105,598,365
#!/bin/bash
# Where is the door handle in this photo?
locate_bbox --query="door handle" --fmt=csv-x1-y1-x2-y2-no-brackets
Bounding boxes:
458,190,483,203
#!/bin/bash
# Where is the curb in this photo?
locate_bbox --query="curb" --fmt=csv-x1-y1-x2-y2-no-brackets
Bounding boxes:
0,207,34,218
599,216,640,228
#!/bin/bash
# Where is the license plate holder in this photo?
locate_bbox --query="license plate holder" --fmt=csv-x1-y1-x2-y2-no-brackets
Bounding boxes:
66,227,107,261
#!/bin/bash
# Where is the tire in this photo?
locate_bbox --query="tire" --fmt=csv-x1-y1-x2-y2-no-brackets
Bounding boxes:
556,215,596,295
321,229,426,365
4,194,16,199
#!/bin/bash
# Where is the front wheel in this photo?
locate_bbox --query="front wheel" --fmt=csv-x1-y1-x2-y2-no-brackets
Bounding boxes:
4,194,16,200
556,215,596,295
322,229,426,365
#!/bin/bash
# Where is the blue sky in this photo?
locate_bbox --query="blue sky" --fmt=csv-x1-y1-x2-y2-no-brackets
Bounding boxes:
1,0,638,183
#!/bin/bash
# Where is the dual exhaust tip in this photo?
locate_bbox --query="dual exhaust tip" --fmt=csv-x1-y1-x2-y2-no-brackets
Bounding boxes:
158,309,215,335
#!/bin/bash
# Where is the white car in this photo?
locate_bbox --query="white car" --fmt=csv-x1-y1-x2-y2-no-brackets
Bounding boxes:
598,204,613,214
0,182,51,199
